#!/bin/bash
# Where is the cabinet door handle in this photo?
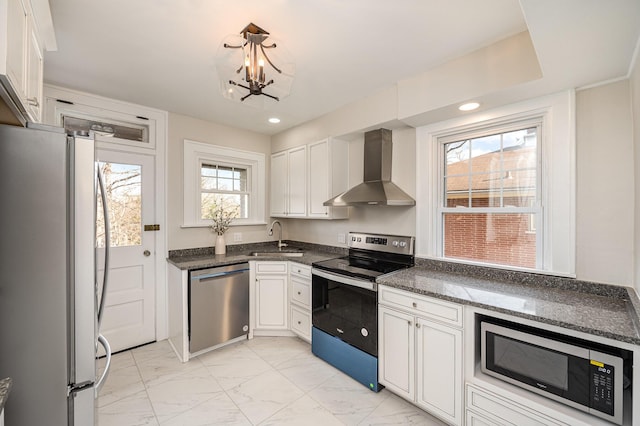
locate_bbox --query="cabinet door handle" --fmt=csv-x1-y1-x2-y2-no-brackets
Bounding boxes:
407,320,412,326
297,291,301,295
27,97,39,107
297,321,302,325
416,323,421,329
412,302,417,308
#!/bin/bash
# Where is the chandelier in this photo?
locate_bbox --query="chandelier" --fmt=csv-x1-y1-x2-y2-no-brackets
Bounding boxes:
216,23,295,105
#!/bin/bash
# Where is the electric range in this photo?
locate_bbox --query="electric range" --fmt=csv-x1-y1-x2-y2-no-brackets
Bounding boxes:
311,232,415,391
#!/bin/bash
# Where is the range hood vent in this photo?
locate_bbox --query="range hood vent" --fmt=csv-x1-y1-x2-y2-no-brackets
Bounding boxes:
323,128,415,206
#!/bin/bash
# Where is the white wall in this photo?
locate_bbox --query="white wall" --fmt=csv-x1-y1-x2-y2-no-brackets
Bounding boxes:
274,77,637,286
632,58,640,293
280,127,417,246
167,112,273,250
575,81,635,286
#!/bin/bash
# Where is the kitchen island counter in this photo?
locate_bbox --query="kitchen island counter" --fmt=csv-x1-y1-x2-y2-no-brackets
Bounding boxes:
378,262,640,345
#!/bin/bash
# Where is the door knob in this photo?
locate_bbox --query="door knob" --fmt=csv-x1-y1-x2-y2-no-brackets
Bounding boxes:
143,250,151,257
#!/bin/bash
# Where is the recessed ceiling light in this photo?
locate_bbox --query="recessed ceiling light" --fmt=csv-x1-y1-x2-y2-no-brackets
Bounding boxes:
268,117,281,124
459,102,480,111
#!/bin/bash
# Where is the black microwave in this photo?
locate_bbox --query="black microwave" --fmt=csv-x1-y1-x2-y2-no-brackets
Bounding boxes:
481,319,630,425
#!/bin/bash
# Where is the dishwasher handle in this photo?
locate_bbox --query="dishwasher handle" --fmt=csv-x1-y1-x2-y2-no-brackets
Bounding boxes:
194,268,250,281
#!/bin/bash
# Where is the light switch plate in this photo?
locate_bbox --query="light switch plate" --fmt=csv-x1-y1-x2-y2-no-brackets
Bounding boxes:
234,233,242,242
338,233,346,244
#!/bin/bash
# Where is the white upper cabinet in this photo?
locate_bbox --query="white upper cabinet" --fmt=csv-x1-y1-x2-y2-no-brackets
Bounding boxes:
4,0,28,102
25,22,42,122
270,145,307,217
287,145,307,217
308,138,349,219
270,137,349,220
0,0,48,124
270,151,288,216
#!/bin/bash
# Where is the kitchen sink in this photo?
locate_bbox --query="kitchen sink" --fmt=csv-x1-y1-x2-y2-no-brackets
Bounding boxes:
249,251,304,257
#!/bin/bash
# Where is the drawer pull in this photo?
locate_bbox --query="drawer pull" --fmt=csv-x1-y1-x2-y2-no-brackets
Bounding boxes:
412,302,417,308
298,321,301,325
27,97,39,107
297,291,301,295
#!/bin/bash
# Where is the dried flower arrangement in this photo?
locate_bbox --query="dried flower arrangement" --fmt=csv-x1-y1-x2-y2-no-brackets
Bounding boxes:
206,200,239,236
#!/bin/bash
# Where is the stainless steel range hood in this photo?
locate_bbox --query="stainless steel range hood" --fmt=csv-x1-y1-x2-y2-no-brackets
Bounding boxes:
323,128,416,206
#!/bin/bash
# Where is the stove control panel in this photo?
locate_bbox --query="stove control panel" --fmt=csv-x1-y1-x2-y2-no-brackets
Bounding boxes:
349,232,414,255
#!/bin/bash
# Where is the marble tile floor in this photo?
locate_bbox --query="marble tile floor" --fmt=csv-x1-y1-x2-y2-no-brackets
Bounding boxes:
97,336,447,426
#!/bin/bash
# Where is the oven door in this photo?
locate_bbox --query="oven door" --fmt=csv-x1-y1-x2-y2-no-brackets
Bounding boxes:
311,269,378,356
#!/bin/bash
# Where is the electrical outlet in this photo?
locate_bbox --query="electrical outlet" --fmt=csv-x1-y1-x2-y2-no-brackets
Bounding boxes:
338,233,346,244
233,232,242,242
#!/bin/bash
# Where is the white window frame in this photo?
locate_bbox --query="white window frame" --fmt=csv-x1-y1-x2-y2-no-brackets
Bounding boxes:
183,139,266,227
438,119,543,269
416,91,576,276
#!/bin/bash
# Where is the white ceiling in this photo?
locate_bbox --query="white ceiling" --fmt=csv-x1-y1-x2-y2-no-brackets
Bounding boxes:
44,0,640,136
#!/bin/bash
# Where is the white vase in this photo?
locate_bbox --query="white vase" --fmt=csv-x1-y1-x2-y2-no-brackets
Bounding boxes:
215,234,226,255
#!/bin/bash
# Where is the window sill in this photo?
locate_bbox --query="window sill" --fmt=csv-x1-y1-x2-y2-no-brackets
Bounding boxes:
415,254,576,279
181,221,268,229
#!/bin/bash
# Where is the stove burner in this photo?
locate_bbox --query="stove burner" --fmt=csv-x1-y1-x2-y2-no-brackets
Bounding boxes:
312,255,409,282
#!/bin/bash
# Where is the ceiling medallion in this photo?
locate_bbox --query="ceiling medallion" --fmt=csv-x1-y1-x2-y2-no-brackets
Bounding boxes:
216,23,295,106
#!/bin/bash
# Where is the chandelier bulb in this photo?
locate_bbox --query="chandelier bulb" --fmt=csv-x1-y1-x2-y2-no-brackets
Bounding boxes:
258,59,265,83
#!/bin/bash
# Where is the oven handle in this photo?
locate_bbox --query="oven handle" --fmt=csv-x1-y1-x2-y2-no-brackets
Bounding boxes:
312,268,377,292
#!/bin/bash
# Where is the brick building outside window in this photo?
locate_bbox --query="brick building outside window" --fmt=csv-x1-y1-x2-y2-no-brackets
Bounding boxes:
440,126,540,269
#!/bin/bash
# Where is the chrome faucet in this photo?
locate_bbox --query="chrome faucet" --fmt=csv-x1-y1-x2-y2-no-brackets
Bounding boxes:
268,220,287,250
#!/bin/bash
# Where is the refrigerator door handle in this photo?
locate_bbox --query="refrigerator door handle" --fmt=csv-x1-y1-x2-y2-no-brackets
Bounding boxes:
95,334,112,396
96,166,111,327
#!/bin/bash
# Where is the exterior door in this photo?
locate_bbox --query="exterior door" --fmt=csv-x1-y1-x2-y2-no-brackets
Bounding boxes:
96,148,156,353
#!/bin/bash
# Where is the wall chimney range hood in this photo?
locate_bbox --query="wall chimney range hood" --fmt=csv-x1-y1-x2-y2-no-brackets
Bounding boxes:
323,128,416,206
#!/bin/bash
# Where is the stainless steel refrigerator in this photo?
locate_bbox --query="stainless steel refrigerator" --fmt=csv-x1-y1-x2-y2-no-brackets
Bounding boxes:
0,123,112,425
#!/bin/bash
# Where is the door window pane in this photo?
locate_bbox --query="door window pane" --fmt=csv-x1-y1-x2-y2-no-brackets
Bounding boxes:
96,162,142,248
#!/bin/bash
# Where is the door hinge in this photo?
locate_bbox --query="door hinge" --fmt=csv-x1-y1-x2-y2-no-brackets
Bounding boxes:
144,224,160,231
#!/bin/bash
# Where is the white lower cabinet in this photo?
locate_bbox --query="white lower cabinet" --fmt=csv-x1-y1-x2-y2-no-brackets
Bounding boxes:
416,316,463,423
466,384,570,426
465,409,497,426
379,307,415,399
290,305,311,340
378,285,463,426
288,262,312,341
254,262,288,330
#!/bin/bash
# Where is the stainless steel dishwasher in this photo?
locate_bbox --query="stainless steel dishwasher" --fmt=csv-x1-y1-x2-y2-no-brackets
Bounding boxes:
189,262,250,353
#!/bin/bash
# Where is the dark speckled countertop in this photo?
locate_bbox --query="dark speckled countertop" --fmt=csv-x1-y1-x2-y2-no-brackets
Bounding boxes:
379,260,640,345
168,241,640,346
167,240,345,270
0,377,11,413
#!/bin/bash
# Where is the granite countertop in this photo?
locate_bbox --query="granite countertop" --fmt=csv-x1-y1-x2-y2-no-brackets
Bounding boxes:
167,241,344,271
378,265,640,345
168,241,640,346
0,377,12,413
